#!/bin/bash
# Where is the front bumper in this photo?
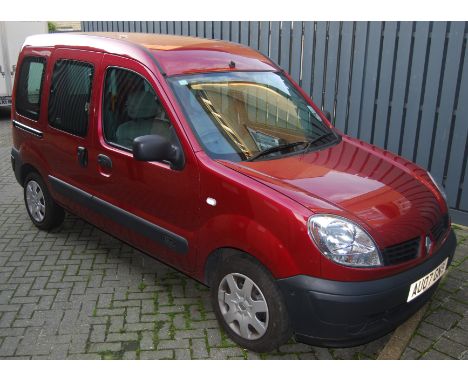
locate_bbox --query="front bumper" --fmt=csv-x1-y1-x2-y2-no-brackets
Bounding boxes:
277,229,457,348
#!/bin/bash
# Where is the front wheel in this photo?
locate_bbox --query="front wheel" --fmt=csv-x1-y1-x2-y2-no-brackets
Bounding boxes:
24,172,65,230
210,254,292,353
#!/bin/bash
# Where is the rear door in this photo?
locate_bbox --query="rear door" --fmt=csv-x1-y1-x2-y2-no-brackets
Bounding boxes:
12,52,47,134
42,48,102,219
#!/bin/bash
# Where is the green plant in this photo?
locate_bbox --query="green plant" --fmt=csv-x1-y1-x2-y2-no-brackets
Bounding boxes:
48,22,57,33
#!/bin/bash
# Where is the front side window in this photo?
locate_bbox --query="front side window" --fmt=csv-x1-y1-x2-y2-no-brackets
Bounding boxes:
169,71,338,162
102,67,177,150
48,60,94,137
15,56,46,120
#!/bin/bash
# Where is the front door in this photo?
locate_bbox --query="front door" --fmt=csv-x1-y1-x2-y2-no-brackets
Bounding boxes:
87,54,200,272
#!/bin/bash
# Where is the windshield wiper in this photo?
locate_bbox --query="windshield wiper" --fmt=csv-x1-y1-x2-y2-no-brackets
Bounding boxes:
305,131,336,148
246,131,338,162
246,141,309,162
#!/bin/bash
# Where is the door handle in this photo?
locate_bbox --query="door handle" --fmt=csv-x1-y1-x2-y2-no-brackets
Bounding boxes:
77,146,88,167
97,154,112,169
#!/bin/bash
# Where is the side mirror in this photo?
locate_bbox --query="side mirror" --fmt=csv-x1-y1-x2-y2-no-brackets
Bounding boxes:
133,135,184,170
323,110,332,122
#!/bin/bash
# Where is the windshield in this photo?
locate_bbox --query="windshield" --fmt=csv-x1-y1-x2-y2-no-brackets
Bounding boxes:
169,71,338,162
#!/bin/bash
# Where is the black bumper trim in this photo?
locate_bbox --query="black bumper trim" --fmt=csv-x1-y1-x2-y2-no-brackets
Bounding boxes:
277,229,457,347
10,147,22,185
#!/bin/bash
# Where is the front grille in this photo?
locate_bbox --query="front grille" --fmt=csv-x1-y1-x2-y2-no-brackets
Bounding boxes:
382,237,420,266
431,214,449,244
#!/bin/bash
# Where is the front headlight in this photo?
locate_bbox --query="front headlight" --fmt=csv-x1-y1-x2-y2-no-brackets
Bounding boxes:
308,215,382,267
427,171,447,202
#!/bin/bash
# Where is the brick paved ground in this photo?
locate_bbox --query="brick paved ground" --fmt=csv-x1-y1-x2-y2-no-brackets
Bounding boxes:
0,110,464,360
401,226,468,360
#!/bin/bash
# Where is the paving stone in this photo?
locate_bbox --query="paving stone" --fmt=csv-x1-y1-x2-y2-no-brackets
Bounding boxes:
156,321,172,340
457,317,468,331
417,322,447,340
157,339,189,350
88,342,122,353
408,335,433,353
425,309,461,330
108,316,125,333
332,345,365,360
140,350,174,360
65,353,102,360
173,313,187,329
49,343,69,359
191,338,209,359
400,348,421,360
122,351,137,360
175,348,191,359
310,347,334,360
263,353,299,360
420,349,454,360
361,334,392,358
125,307,141,323
106,332,139,342
443,327,468,346
433,337,467,359
206,328,222,347
190,320,219,329
209,347,244,360
442,298,468,315
278,342,314,353
141,300,155,315
140,331,154,351
174,329,205,339
298,352,316,360
68,334,88,354
244,351,261,360
0,336,21,356
125,323,153,332
158,305,185,314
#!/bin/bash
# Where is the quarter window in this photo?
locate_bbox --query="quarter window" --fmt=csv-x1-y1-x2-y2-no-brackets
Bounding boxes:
48,60,94,137
15,56,46,120
102,67,177,150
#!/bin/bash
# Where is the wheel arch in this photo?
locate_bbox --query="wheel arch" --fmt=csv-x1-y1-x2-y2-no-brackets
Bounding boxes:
19,163,41,185
203,246,272,286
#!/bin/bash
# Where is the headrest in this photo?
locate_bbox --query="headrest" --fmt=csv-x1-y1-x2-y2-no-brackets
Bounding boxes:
127,91,160,119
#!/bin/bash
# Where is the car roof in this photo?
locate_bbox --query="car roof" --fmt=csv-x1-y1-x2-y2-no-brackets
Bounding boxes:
23,32,279,76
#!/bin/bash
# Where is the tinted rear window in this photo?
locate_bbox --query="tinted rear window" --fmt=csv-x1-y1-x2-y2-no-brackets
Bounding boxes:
48,59,94,137
15,56,46,120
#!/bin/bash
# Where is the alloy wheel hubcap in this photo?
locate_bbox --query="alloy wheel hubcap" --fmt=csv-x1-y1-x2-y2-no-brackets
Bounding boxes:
26,180,46,223
218,272,269,340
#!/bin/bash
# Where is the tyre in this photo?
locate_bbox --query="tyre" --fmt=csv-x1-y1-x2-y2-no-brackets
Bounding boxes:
24,172,65,230
210,254,292,353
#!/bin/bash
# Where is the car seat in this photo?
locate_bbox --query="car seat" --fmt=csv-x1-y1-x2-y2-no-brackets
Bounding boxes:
115,91,174,148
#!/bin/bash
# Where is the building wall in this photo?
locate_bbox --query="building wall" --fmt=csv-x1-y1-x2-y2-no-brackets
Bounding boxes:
82,21,468,225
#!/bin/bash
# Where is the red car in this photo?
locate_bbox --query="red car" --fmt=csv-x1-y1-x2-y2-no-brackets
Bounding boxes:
10,32,456,352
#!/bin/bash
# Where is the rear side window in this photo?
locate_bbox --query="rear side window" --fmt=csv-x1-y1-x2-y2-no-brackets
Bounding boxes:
15,56,46,120
48,59,94,137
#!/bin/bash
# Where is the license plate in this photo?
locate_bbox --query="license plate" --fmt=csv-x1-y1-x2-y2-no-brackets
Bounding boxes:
0,96,12,105
407,258,448,302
